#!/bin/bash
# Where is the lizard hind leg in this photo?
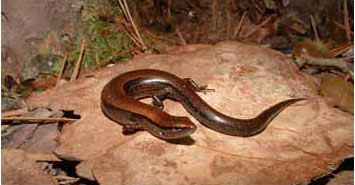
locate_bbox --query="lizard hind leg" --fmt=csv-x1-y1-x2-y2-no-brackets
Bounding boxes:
151,88,171,109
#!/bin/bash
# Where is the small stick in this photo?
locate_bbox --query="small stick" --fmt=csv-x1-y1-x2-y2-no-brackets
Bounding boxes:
243,16,272,38
296,48,350,73
28,153,62,162
2,116,78,124
309,15,319,41
70,40,86,82
211,0,218,28
167,0,172,22
56,53,68,86
117,0,145,49
333,20,354,35
2,108,29,117
124,28,142,47
175,26,186,45
251,0,264,14
54,175,80,185
226,0,232,40
343,0,351,41
233,11,247,38
329,42,353,57
120,23,142,47
116,0,129,21
54,176,80,182
122,0,146,48
1,12,9,22
144,30,181,45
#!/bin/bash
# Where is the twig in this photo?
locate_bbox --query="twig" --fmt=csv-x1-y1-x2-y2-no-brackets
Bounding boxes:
1,12,9,22
56,53,68,86
122,0,146,49
122,25,142,47
185,1,207,15
28,153,62,162
226,0,232,40
167,0,172,22
233,12,247,38
175,26,186,45
295,48,350,73
144,30,181,45
117,0,129,21
243,16,272,38
54,176,80,185
211,0,218,29
2,108,29,117
251,0,264,14
116,0,146,49
343,0,351,41
333,20,354,35
2,116,78,124
309,15,319,42
70,40,86,82
329,42,353,57
54,175,80,181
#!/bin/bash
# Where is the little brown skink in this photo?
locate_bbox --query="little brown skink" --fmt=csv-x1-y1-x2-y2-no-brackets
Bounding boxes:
101,69,304,140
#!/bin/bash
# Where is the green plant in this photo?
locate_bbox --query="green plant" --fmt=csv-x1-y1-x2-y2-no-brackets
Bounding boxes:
66,0,135,72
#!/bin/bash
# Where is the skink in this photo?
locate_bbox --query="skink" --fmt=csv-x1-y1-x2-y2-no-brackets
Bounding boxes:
101,69,304,140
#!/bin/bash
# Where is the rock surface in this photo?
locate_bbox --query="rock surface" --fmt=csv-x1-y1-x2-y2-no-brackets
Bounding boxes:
2,149,55,185
1,0,80,76
3,108,61,153
320,73,354,113
28,42,353,184
327,171,354,185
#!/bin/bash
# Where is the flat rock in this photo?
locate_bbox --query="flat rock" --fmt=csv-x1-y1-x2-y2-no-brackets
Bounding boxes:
328,170,353,185
28,42,353,184
2,149,55,185
4,108,60,153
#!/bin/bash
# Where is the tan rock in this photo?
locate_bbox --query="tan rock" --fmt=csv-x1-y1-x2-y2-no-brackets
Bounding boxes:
28,42,353,184
2,149,55,185
328,171,353,185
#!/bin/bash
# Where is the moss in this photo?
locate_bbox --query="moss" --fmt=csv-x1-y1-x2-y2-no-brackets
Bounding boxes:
64,0,135,73
20,53,60,81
